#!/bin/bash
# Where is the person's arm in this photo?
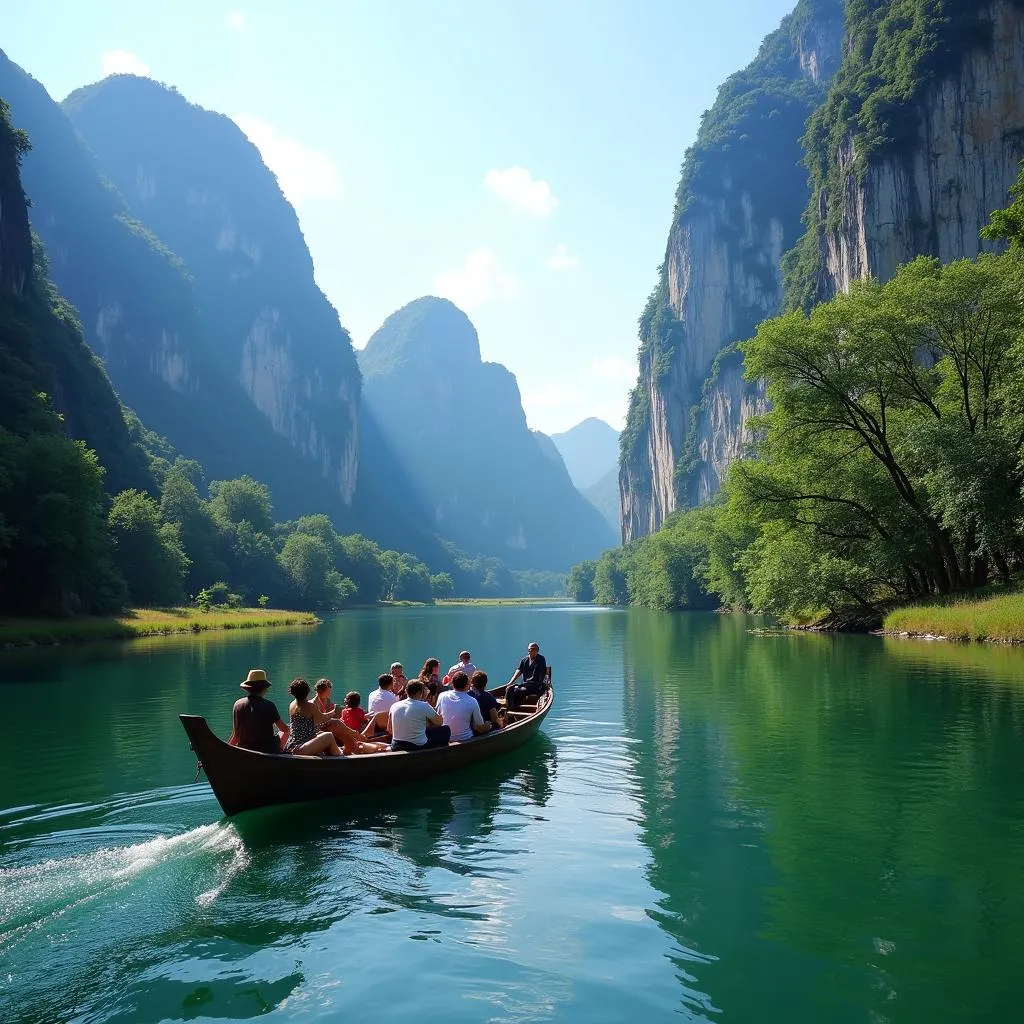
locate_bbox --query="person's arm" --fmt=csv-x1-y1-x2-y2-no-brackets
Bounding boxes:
488,707,502,728
275,719,290,750
470,702,489,735
506,663,523,687
311,705,337,727
426,704,444,727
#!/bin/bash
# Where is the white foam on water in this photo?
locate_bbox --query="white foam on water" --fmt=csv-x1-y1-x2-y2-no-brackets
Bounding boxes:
0,822,244,948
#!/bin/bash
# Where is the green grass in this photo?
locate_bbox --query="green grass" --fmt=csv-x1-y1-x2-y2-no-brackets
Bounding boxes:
883,590,1024,643
436,597,565,606
0,606,320,648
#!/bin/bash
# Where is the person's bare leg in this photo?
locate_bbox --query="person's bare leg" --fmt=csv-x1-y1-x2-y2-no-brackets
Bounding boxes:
325,720,361,755
296,733,341,757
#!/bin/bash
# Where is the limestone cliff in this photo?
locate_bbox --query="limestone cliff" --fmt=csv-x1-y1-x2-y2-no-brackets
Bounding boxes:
619,0,844,542
790,0,1024,302
0,96,151,494
65,75,360,506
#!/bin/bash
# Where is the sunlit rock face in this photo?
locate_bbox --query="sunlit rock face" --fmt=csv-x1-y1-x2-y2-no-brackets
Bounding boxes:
818,1,1024,298
619,0,843,542
66,75,360,507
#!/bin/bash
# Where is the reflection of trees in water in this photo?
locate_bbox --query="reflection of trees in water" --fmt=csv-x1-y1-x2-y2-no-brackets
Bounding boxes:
619,610,1024,1022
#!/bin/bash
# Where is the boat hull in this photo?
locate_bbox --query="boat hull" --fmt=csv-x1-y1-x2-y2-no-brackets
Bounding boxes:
180,687,553,817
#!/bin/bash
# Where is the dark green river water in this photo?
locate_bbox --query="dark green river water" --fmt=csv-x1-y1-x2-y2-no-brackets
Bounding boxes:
1,606,1023,1022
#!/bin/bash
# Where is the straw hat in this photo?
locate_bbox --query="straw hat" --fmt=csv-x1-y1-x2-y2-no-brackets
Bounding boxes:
240,668,271,691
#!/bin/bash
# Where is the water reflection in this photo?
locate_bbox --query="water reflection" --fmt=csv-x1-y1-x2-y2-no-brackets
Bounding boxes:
1,736,557,1023
617,610,1024,1023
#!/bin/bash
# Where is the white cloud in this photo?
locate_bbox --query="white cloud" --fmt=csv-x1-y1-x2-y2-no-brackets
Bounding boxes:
233,114,339,205
101,50,151,77
432,248,520,311
484,166,558,217
227,11,245,30
546,244,579,271
589,355,639,383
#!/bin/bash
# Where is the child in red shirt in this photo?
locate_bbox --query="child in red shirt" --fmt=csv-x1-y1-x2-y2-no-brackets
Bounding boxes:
340,690,368,733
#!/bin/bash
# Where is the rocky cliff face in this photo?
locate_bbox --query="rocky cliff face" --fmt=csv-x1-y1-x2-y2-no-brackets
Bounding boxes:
359,297,616,570
0,94,151,494
619,0,844,542
816,1,1024,297
0,99,31,295
65,75,360,506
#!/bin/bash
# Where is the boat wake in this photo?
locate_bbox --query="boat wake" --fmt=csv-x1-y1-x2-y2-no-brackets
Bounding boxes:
0,820,246,950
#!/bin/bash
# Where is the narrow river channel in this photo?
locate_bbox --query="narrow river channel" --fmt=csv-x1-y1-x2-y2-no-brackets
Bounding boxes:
1,606,1022,1022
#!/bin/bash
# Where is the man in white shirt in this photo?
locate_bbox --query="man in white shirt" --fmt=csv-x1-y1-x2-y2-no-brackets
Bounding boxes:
389,681,450,751
446,650,477,682
366,673,398,736
436,672,490,742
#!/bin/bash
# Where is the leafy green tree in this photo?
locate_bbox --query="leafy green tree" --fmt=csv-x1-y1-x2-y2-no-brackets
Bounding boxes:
592,549,630,605
0,432,126,615
279,533,355,610
430,572,455,598
160,460,226,592
108,488,189,606
209,475,274,534
566,560,597,602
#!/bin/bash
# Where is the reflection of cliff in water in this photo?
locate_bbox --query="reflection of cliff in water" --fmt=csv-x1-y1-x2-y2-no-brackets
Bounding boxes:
617,609,1024,1022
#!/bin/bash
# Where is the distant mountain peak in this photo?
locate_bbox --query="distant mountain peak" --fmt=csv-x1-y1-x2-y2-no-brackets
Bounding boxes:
358,295,482,378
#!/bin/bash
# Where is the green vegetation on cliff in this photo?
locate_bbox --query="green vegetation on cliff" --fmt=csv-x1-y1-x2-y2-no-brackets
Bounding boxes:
574,193,1024,624
621,0,842,497
785,0,1024,307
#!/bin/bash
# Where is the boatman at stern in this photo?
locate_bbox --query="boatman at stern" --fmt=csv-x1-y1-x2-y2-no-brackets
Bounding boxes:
505,642,548,711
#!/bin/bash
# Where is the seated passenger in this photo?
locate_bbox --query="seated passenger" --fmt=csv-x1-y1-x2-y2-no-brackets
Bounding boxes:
389,680,450,752
505,642,548,710
367,673,398,735
230,668,290,752
314,678,336,715
445,650,477,685
470,671,502,730
390,662,409,699
285,678,342,757
437,672,490,742
291,678,389,756
416,658,441,695
340,691,368,733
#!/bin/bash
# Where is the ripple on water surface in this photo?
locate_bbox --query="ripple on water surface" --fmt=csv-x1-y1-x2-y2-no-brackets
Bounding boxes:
3,606,1024,1023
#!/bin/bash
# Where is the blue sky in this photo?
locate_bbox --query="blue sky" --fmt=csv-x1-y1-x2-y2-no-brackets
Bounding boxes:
5,0,796,434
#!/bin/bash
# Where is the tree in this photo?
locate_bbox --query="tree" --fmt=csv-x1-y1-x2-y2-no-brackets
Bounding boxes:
430,572,455,598
209,475,274,535
0,432,126,615
279,533,355,610
108,489,189,606
566,560,596,602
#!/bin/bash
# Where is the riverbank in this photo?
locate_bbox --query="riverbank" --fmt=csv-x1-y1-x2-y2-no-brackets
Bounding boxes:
0,607,320,648
882,588,1024,643
436,597,564,606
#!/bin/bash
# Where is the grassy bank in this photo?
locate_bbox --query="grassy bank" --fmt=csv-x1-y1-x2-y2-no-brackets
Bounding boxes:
0,607,320,648
436,597,564,606
883,590,1024,643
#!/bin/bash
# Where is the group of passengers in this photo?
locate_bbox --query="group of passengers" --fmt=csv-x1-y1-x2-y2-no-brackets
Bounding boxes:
229,643,549,758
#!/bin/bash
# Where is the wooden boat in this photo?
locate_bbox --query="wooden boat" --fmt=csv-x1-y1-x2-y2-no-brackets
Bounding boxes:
180,682,554,817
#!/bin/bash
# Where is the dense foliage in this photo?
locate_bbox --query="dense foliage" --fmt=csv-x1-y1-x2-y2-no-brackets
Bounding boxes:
573,187,1024,621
